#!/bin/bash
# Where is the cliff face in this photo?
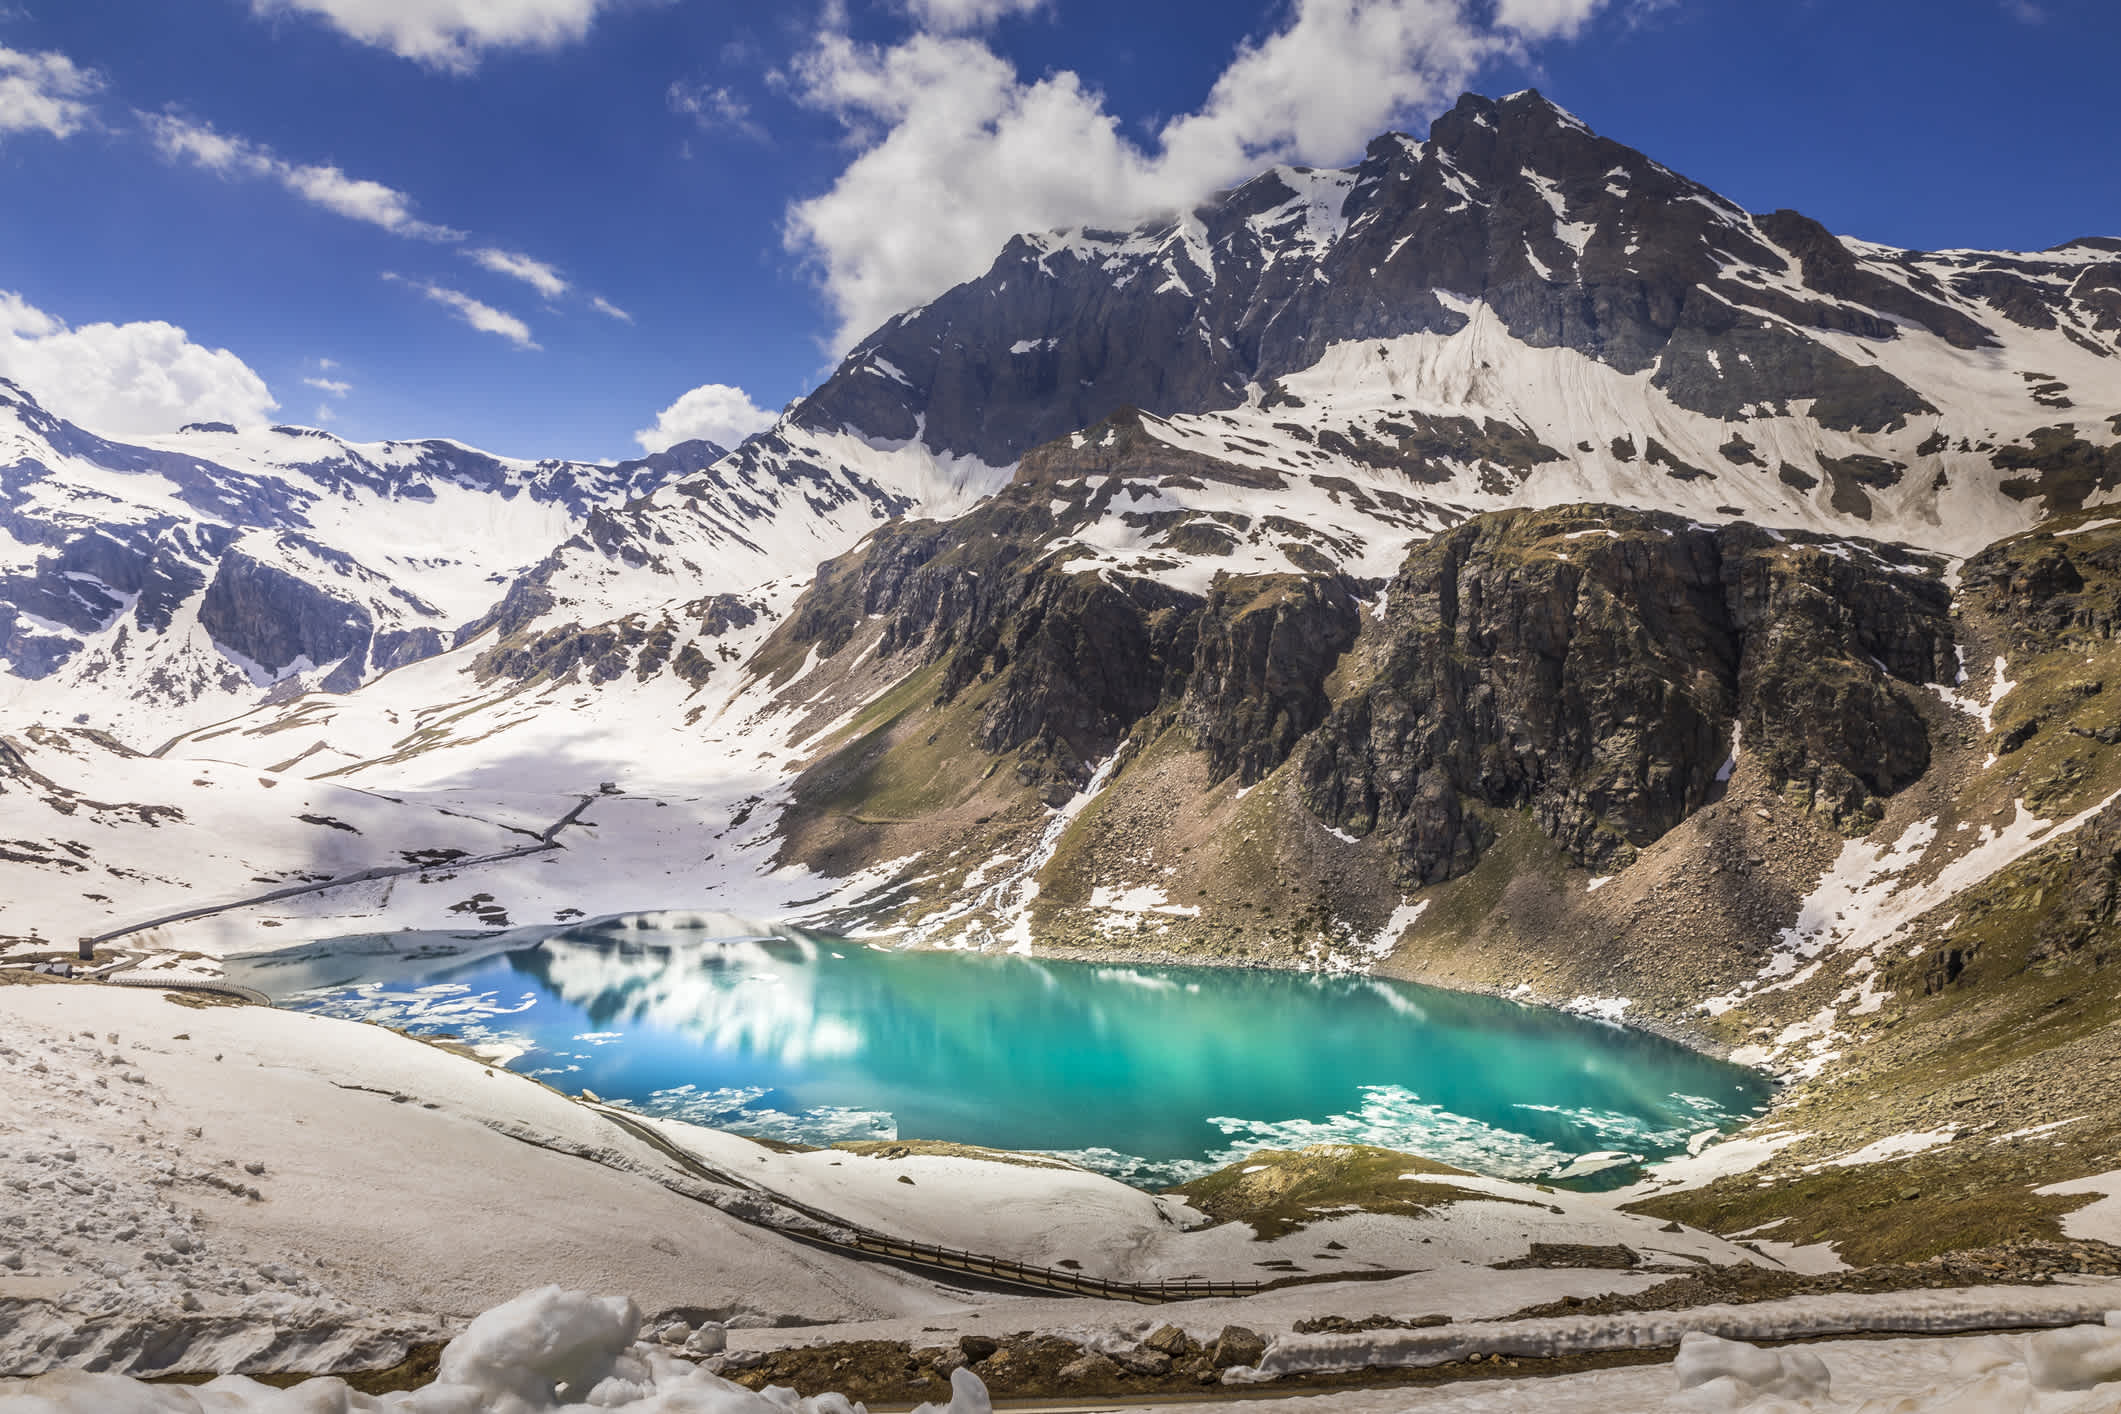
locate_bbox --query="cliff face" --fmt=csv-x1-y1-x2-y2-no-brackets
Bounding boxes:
1299,511,1955,885
771,478,1957,908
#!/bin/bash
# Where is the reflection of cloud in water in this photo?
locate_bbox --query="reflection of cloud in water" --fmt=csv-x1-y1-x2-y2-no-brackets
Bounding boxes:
1364,980,1428,1021
533,938,863,1065
623,1083,895,1147
1092,967,1180,992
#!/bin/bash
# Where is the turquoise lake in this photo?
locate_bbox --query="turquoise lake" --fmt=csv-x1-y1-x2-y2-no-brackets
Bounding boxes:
256,927,1772,1188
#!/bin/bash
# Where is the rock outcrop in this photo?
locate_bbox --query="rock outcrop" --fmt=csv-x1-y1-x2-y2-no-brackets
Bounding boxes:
1299,507,1954,885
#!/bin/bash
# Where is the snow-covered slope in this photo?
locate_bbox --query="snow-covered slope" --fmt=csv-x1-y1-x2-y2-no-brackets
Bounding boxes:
0,378,726,743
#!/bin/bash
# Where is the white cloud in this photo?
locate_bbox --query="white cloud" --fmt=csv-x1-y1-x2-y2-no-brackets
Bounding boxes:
304,375,352,395
589,295,634,323
0,289,277,435
0,45,100,140
317,356,339,370
1491,0,1607,39
786,0,1609,349
284,161,461,238
147,113,464,241
470,246,569,297
314,401,336,424
633,383,772,453
384,273,539,348
903,0,1045,32
250,0,612,72
668,78,764,140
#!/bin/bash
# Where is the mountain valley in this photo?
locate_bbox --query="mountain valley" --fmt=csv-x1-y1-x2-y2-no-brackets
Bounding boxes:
9,87,2121,1372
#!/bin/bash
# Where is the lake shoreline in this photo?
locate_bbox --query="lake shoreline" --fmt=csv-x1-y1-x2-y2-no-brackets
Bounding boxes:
265,923,1772,1190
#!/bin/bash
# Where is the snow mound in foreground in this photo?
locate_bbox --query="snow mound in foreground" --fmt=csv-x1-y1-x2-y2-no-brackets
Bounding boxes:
0,1286,991,1414
1673,1330,1831,1405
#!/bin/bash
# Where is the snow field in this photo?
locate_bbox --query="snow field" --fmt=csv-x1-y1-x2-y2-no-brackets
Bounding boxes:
0,984,956,1377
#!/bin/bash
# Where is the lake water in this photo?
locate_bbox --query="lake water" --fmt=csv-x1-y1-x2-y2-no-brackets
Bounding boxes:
255,925,1771,1188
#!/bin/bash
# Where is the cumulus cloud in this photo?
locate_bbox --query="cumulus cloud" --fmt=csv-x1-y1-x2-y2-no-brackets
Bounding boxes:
0,44,101,140
589,295,633,323
147,113,465,241
786,0,1609,349
384,273,539,348
634,383,773,453
1490,0,1607,39
902,0,1046,34
470,246,569,297
249,0,612,72
0,289,277,435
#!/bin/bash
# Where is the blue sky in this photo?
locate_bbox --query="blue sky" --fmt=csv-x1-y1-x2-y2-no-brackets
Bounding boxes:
0,0,2113,461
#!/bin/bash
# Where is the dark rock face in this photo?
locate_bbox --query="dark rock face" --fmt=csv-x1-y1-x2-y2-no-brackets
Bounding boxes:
1297,506,1954,885
944,570,1199,800
1183,574,1364,788
196,551,373,679
1960,524,2121,651
1722,524,1955,825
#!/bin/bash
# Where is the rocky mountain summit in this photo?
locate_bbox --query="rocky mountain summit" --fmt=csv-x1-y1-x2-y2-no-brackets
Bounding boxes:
795,89,2115,463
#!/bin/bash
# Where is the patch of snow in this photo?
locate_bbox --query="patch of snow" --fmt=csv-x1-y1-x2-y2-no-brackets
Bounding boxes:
1930,654,2014,734
1088,884,1202,918
1820,1128,1958,1169
2040,1169,2121,1246
1715,721,1742,784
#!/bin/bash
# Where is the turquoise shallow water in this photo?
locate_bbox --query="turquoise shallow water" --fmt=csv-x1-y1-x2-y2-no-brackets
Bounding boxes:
264,927,1771,1187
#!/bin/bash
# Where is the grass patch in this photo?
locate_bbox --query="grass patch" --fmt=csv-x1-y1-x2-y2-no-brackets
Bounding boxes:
1163,1144,1511,1240
796,660,993,823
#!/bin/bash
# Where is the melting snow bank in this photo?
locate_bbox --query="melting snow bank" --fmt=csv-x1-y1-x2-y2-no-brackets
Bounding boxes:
1148,1323,2121,1411
0,1285,996,1413
17,1293,2121,1413
1229,1285,2121,1381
